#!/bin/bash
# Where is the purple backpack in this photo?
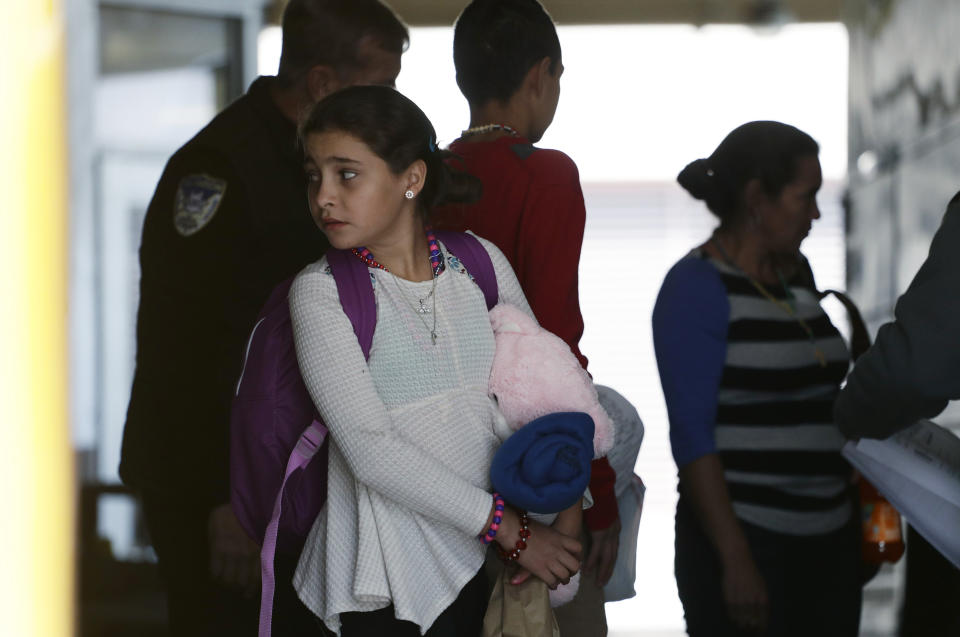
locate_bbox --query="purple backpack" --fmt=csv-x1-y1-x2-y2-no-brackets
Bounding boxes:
229,231,498,636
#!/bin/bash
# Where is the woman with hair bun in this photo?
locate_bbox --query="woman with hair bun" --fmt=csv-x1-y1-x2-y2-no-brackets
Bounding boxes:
653,121,863,636
287,85,582,636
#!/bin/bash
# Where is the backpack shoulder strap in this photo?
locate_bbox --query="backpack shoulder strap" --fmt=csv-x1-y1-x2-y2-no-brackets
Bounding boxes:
326,249,376,359
257,250,375,637
435,230,499,310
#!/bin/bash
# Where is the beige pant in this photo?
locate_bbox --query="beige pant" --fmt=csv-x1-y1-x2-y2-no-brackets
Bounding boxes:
484,527,608,637
553,526,608,637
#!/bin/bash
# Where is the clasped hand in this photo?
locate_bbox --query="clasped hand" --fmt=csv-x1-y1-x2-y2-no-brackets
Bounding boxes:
495,509,582,590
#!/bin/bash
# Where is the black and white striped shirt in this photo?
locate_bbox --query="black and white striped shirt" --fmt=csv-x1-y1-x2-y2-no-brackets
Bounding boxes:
655,250,853,535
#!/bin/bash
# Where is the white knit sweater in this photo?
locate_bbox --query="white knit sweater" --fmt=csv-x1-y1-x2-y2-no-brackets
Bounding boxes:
290,235,533,634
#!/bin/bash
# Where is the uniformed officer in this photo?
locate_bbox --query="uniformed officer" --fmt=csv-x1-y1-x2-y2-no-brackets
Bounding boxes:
119,2,408,634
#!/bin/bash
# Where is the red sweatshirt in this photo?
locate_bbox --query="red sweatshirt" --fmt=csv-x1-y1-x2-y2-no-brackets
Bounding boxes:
436,136,618,530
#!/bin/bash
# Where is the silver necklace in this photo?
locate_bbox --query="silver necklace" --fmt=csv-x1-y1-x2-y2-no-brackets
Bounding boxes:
415,286,435,314
391,270,439,345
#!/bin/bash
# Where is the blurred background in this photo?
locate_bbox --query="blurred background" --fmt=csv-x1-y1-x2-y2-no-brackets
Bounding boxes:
3,0,959,635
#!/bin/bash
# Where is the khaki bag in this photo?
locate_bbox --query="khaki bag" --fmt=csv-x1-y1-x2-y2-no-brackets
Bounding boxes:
482,563,560,637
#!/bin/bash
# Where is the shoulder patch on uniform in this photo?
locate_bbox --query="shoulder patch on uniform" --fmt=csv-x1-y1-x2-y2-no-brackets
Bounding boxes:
510,143,538,160
174,174,227,236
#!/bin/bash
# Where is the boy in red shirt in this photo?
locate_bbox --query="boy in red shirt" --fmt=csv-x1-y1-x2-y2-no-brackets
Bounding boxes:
436,1,619,631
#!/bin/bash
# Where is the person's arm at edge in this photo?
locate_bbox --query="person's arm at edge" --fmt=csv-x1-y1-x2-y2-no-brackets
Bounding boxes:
132,149,245,507
835,193,960,438
133,149,261,593
653,257,768,630
676,456,768,629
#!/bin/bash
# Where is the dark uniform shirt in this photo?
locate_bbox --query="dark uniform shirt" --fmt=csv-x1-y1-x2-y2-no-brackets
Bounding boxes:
120,76,328,506
835,189,960,438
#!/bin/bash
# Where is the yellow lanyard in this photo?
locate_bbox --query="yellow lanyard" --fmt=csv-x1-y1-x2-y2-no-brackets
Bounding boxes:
712,239,828,368
745,278,828,368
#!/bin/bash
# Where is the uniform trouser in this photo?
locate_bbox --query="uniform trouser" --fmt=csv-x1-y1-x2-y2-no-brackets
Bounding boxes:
140,490,258,636
900,525,960,636
674,497,862,637
142,490,326,636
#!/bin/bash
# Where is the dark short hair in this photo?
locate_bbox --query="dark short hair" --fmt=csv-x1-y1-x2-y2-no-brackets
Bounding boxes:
299,86,481,215
278,0,408,86
453,0,561,106
678,121,820,222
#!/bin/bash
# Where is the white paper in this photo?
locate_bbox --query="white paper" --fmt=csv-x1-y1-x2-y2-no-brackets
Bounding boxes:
843,420,960,569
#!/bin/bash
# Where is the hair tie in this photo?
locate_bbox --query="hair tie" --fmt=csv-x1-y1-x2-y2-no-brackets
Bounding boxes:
428,137,437,153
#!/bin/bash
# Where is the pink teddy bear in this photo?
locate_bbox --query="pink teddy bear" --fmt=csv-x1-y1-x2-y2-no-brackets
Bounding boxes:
488,303,616,605
489,303,615,456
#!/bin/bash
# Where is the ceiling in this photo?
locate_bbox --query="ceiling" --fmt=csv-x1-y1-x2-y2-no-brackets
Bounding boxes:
266,0,842,26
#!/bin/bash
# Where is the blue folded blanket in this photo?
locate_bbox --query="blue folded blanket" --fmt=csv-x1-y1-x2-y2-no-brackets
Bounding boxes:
490,412,595,513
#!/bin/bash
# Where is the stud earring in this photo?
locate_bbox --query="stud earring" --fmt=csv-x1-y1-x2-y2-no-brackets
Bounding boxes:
404,190,415,199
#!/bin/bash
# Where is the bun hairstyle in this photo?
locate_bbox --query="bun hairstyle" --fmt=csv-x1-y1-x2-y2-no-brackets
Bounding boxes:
298,85,482,216
678,121,819,223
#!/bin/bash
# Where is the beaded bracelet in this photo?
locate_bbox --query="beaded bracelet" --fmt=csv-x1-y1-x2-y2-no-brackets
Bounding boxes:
496,511,531,562
480,492,506,545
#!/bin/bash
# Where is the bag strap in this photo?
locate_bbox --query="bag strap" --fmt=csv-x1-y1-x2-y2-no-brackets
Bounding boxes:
258,419,326,637
819,289,872,361
435,230,499,310
259,251,376,637
798,256,870,362
327,248,377,358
